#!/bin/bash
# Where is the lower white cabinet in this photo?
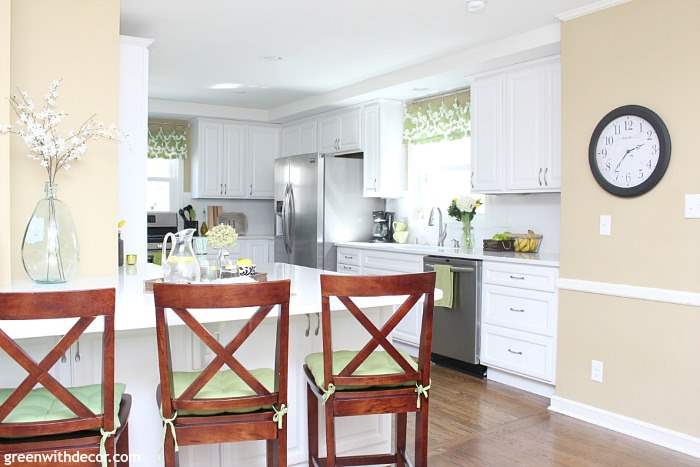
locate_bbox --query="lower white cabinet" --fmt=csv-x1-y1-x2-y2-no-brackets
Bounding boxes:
480,261,559,384
234,238,274,265
337,247,424,354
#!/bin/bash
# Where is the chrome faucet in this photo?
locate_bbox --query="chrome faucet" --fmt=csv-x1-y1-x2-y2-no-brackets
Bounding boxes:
428,207,447,247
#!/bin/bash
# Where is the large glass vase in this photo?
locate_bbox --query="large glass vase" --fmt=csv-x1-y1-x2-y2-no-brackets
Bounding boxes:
21,183,79,283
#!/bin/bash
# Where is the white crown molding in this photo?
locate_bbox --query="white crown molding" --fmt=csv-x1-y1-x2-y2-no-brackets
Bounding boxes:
558,278,700,307
550,396,700,458
556,0,632,22
119,35,154,48
148,98,271,123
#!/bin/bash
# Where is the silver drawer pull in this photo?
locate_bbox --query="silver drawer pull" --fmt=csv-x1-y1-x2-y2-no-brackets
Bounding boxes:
509,275,525,280
509,307,525,313
507,348,523,355
344,255,353,260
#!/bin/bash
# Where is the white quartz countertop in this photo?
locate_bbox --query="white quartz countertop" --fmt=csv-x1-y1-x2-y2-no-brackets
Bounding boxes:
1,263,436,340
336,241,560,267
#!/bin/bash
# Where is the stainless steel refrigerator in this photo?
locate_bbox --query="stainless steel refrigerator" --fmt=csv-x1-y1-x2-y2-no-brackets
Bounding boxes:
274,153,382,270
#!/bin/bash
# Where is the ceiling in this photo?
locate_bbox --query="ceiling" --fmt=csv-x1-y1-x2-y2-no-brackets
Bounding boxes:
120,0,596,111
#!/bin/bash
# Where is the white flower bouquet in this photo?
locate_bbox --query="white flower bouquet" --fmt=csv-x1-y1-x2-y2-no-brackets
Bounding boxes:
206,224,238,249
448,196,482,222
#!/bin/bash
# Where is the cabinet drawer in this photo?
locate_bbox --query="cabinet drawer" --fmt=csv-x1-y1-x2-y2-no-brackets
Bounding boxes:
337,263,361,275
482,285,557,336
481,325,555,383
337,248,360,266
483,261,558,292
362,251,422,273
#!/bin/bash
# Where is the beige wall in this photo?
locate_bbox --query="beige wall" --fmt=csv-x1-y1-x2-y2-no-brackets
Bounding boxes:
9,0,120,279
558,0,700,437
0,0,10,285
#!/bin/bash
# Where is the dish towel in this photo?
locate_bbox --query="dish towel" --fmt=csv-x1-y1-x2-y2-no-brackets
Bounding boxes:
434,264,454,309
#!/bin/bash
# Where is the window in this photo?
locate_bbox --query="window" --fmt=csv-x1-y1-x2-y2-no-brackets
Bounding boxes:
146,158,181,212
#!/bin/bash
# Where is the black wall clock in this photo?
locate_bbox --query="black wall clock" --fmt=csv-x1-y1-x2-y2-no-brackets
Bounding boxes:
589,105,671,197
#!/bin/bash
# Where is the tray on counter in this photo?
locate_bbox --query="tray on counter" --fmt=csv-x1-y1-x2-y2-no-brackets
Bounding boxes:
483,239,515,252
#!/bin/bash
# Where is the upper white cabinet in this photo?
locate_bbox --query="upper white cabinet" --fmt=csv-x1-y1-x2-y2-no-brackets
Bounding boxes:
281,120,317,157
361,101,407,198
192,119,280,199
471,56,561,194
318,108,362,154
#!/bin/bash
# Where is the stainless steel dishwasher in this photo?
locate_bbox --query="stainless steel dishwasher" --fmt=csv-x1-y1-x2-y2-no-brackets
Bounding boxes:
424,256,485,375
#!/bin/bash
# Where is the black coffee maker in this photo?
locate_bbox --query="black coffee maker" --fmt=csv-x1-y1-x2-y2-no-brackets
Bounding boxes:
371,211,395,243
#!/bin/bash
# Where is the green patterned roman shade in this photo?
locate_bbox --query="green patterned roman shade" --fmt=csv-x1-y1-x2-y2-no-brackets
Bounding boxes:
403,89,471,145
148,119,189,160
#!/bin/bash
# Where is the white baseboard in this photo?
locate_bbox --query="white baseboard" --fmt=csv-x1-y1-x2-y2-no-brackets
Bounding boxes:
549,396,700,459
487,367,555,398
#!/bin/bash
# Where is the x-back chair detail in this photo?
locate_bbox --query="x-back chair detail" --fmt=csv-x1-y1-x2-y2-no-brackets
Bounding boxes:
153,280,291,467
305,272,436,467
0,289,131,467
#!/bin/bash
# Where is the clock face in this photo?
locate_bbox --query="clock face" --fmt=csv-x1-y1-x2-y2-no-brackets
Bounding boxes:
589,105,671,197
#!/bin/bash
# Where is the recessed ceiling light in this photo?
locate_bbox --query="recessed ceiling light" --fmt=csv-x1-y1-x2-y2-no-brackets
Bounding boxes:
466,0,487,13
261,55,284,62
209,82,242,90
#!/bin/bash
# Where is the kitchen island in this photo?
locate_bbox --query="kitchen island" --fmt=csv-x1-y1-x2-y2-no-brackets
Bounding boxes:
0,263,424,466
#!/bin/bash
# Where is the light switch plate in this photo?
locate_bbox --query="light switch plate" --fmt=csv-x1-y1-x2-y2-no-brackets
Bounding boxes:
591,360,604,383
685,194,700,219
599,215,612,236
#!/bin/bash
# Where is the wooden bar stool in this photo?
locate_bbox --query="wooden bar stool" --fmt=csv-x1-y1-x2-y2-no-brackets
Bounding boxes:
0,289,131,467
153,280,291,467
304,272,436,467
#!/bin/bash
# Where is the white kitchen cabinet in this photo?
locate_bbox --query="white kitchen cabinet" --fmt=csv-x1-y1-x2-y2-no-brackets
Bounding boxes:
480,261,558,384
192,118,279,199
361,101,407,198
471,74,506,192
237,238,273,265
247,126,278,198
281,120,317,157
471,56,561,194
318,108,362,154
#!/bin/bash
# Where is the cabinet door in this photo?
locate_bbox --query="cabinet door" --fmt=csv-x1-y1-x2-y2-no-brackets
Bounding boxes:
221,124,247,198
300,120,318,154
248,127,278,198
543,61,561,190
361,104,380,196
505,65,546,191
319,116,341,153
197,121,224,197
339,108,362,152
248,239,271,265
282,124,301,157
471,75,506,192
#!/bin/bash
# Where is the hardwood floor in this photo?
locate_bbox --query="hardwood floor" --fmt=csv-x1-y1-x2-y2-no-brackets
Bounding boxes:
402,365,699,466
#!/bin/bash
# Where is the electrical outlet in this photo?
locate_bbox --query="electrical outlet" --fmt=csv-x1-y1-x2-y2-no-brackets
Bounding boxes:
685,194,700,218
591,360,604,383
599,215,612,236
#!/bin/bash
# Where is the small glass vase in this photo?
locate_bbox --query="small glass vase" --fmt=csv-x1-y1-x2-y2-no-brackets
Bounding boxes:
461,217,474,250
21,183,79,283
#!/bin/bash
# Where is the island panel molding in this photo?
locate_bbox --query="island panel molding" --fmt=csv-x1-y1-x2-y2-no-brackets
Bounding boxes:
558,277,700,308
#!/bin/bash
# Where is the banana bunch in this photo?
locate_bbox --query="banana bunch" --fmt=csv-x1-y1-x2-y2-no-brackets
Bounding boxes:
514,230,540,253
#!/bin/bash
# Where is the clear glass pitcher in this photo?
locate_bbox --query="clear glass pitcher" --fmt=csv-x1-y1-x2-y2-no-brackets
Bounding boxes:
162,228,201,283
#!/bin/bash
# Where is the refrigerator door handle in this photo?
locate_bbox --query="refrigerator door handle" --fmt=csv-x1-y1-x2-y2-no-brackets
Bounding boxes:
288,184,296,253
281,183,291,255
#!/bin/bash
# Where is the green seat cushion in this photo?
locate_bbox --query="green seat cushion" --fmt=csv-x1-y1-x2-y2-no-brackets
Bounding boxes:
305,350,418,390
0,383,126,430
173,368,275,416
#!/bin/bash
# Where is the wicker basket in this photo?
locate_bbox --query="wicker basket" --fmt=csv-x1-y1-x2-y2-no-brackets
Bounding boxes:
512,234,543,253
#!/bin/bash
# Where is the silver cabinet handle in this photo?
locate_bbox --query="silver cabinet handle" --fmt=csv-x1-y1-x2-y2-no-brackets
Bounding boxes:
249,184,253,196
74,341,81,363
220,183,223,195
305,314,310,337
374,177,377,189
509,307,525,313
544,168,549,186
61,353,67,363
509,275,525,280
538,168,543,187
343,255,353,260
507,348,523,355
471,171,474,189
314,313,320,336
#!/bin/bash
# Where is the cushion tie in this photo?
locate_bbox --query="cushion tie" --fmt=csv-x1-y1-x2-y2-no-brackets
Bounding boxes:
272,404,288,430
99,427,116,467
321,383,336,404
415,382,431,409
161,410,179,452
